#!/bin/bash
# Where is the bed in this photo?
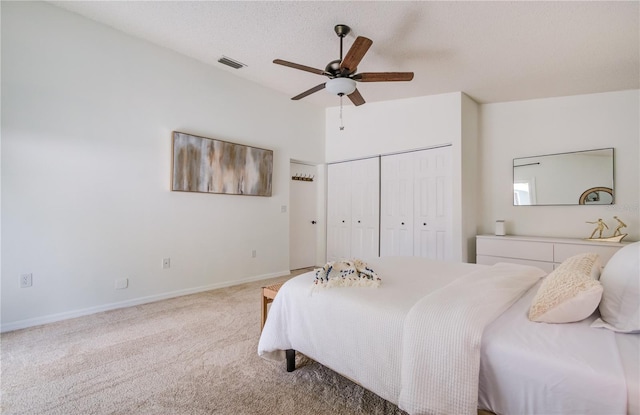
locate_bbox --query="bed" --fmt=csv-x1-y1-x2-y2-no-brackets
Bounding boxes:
258,243,639,415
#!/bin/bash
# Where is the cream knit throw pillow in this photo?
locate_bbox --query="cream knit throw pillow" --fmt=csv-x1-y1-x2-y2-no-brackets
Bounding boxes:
529,253,602,323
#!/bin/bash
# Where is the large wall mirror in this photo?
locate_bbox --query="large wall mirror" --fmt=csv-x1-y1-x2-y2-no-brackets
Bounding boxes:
513,148,614,206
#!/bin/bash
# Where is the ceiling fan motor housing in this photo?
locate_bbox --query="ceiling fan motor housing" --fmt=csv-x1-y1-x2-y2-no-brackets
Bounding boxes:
325,60,345,77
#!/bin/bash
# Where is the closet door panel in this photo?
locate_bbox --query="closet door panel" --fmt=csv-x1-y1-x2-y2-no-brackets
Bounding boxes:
351,226,379,259
350,158,380,259
380,153,414,256
327,162,352,261
413,147,453,260
327,158,380,262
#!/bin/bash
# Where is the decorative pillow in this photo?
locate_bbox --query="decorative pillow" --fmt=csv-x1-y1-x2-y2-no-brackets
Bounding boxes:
529,253,602,323
589,256,603,280
314,259,381,288
314,259,357,281
591,242,640,333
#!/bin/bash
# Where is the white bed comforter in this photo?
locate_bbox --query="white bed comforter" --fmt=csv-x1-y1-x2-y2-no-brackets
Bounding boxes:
258,257,545,415
479,279,637,415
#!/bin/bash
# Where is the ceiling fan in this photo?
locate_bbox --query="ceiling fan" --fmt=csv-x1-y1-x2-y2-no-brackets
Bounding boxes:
274,24,414,106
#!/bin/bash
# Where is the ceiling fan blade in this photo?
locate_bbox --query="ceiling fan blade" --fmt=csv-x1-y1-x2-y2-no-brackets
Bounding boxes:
340,36,373,73
347,88,365,106
291,83,326,100
273,59,326,76
355,72,415,82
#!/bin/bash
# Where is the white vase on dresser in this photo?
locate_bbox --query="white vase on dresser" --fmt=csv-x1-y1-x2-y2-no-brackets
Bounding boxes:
476,235,627,272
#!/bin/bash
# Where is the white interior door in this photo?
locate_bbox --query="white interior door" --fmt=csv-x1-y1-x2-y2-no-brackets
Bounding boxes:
413,146,453,260
289,162,318,270
350,157,380,260
380,152,414,256
326,162,352,262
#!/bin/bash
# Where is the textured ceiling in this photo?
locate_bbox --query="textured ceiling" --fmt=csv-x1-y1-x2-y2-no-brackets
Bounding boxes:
50,1,639,108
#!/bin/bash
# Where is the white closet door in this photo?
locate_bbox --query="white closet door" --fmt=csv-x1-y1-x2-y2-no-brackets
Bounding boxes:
327,162,352,262
413,146,453,260
350,158,380,260
380,152,414,256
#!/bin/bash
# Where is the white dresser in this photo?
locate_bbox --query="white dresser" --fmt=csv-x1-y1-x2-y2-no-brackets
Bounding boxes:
476,234,627,272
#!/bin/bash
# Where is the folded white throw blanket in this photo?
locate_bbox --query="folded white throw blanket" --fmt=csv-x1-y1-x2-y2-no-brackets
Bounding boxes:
398,262,545,414
313,259,381,288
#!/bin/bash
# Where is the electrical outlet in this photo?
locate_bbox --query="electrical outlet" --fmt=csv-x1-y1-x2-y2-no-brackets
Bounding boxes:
252,250,257,258
20,273,33,288
115,278,128,289
281,205,287,213
162,258,170,269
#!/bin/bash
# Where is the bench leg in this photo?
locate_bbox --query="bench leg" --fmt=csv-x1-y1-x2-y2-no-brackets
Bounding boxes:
261,293,268,331
286,349,295,372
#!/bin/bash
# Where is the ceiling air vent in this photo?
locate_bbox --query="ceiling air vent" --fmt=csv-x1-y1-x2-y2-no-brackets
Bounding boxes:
218,56,246,69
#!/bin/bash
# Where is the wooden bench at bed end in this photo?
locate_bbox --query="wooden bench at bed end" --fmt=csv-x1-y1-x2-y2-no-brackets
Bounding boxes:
261,282,284,331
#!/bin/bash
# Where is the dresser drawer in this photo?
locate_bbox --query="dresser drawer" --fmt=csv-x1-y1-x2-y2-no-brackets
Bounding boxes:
477,238,554,262
476,235,626,270
554,243,622,265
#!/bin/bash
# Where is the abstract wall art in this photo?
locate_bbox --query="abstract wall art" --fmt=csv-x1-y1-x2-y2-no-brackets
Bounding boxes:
171,131,273,196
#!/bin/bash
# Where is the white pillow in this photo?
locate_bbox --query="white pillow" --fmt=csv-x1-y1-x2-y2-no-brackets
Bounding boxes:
529,253,602,323
591,242,640,333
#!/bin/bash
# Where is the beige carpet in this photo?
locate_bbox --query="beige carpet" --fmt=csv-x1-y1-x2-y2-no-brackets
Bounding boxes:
1,269,407,415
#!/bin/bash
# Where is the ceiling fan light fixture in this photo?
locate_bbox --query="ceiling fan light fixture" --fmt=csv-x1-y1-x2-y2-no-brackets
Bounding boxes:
326,78,356,96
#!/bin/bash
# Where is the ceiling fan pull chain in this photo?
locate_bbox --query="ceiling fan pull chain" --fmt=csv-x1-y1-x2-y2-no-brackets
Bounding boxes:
339,95,345,131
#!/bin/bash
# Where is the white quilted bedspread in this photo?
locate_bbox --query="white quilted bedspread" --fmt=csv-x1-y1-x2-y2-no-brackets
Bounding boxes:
258,257,544,415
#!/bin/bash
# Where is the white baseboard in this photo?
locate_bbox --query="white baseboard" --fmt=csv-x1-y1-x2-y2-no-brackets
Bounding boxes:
1,270,290,333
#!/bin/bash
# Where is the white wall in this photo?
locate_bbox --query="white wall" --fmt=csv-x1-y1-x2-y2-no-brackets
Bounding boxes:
326,93,461,162
461,94,480,261
478,90,639,241
325,92,479,262
1,2,325,331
